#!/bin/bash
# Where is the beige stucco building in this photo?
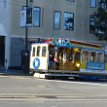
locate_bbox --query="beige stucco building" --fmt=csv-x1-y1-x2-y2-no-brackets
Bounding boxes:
11,0,99,40
0,0,101,68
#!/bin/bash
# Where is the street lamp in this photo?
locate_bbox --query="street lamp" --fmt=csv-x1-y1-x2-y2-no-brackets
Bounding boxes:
23,0,33,73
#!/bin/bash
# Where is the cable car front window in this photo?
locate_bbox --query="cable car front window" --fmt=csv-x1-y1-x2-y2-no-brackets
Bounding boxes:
32,47,35,57
37,46,41,57
42,46,46,57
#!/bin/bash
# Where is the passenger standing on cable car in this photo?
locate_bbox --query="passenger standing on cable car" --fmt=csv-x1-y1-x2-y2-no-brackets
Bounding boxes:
54,47,59,70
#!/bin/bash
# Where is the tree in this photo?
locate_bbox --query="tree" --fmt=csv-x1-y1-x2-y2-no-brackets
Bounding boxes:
90,0,107,40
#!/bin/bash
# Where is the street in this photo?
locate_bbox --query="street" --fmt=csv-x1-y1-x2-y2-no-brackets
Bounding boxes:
0,75,107,107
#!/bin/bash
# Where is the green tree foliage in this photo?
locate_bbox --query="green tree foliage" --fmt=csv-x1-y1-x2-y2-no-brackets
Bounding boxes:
91,0,107,40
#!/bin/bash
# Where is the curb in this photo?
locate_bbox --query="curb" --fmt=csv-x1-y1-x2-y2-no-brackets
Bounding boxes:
0,72,31,76
0,70,31,76
0,73,9,76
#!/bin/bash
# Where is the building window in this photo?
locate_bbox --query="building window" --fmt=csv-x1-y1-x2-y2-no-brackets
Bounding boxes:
64,12,74,31
90,0,96,8
33,7,41,27
54,11,61,29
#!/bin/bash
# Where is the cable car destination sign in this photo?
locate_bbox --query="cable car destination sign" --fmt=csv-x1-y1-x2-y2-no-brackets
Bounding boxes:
52,37,72,48
34,37,72,48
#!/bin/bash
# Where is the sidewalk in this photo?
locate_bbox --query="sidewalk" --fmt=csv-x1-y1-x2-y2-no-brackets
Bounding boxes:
0,68,30,76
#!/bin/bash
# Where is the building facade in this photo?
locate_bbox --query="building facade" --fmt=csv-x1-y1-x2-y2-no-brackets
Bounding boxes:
0,0,11,68
0,0,101,68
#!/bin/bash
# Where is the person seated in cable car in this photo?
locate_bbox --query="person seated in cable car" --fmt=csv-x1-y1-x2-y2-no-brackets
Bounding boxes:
48,48,55,69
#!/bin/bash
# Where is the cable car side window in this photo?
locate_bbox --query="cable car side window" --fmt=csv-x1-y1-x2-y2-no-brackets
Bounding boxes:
37,46,41,56
42,46,46,57
96,53,103,63
32,47,36,57
105,54,107,63
82,51,88,61
90,52,96,62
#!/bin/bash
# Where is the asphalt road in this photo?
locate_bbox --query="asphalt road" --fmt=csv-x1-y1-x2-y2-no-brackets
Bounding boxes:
0,75,107,107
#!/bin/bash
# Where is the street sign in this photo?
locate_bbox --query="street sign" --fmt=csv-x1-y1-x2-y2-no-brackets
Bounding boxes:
20,7,32,27
20,9,26,27
26,7,32,26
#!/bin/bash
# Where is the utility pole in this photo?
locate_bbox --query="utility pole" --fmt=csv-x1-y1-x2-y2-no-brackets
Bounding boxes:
23,0,33,74
25,0,28,52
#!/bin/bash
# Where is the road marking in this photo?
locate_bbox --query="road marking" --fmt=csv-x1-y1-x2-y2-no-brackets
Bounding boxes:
66,81,107,87
0,97,107,102
37,79,107,87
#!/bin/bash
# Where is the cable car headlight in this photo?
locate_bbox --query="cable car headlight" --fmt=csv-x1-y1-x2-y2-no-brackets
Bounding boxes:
76,63,80,67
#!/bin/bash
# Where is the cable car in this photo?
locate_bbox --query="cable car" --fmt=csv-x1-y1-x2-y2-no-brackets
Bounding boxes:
29,38,107,80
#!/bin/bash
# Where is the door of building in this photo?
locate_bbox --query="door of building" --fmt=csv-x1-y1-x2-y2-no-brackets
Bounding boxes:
0,36,5,67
